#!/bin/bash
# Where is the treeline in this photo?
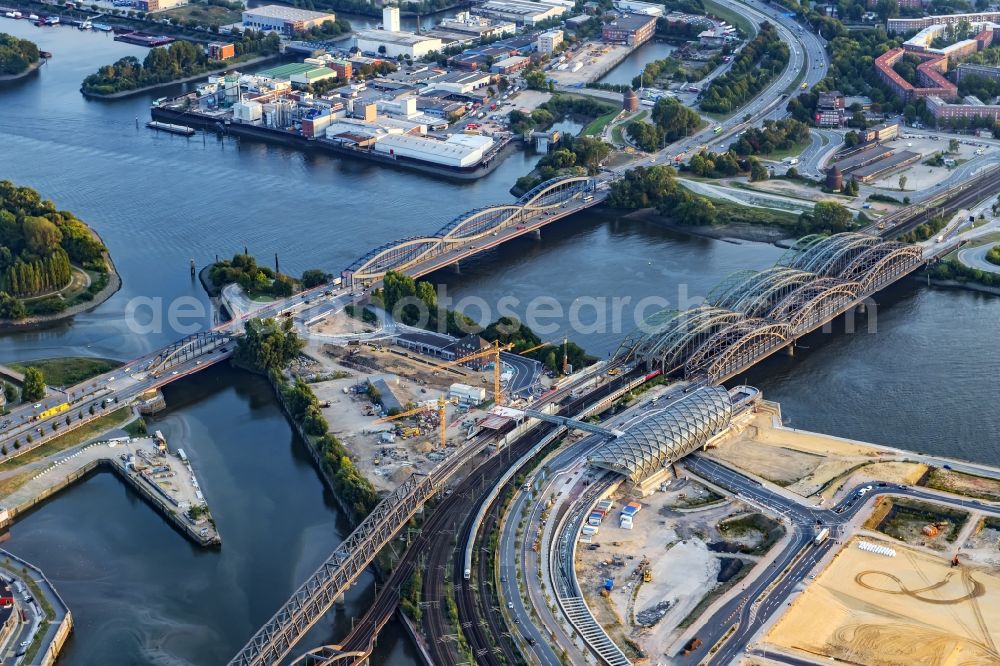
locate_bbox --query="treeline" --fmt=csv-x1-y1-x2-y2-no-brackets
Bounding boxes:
730,119,810,157
699,23,789,114
687,150,769,181
515,136,611,192
209,253,331,298
81,33,280,95
239,315,379,519
380,272,593,374
211,253,297,298
930,259,1000,289
626,97,702,151
608,165,857,234
0,33,39,76
0,181,107,310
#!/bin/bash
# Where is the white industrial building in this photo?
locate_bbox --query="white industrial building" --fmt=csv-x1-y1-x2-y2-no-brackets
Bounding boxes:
355,29,443,58
428,70,493,94
449,382,488,404
438,13,516,39
382,5,401,32
538,29,564,55
613,0,665,16
375,134,495,168
241,5,337,35
472,0,567,26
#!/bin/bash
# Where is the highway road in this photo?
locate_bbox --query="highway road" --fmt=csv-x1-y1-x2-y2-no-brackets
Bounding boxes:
958,242,1000,274
676,454,1000,665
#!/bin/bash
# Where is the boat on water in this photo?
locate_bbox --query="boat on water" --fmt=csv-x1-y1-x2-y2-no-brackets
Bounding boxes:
44,16,59,25
39,51,53,58
28,13,39,20
92,23,113,31
146,121,195,136
79,20,92,29
3,10,23,18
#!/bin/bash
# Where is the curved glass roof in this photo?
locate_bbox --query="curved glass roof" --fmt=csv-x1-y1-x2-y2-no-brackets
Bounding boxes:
588,386,733,483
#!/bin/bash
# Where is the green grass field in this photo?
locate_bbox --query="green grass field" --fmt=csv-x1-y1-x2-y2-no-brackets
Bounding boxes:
10,357,120,388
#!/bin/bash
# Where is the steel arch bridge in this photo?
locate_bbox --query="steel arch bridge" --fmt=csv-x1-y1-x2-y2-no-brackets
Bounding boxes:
343,176,593,286
616,233,927,383
148,331,232,376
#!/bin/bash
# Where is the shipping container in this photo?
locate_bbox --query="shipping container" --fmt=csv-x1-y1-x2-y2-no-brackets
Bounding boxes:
581,525,599,536
588,512,602,526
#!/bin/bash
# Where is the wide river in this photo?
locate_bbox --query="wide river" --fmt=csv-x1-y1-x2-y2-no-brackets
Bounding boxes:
1,18,999,666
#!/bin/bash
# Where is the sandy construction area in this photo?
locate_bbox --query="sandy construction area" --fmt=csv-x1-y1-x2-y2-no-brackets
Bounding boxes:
767,537,1000,665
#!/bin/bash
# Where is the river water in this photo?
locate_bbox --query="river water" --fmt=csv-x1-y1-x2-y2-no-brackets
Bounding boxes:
596,39,676,86
1,17,1000,666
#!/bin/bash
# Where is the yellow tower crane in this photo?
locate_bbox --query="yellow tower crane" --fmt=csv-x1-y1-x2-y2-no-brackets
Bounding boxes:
429,340,513,406
374,395,458,450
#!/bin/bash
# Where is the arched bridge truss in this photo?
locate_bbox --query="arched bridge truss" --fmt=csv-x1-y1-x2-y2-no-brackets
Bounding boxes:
344,177,594,286
616,233,925,383
149,331,232,376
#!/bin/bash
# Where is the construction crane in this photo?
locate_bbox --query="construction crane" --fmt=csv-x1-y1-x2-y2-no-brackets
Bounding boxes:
429,340,513,406
374,395,458,450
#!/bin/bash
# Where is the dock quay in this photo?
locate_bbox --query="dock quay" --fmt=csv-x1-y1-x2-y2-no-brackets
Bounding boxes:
146,120,195,136
0,435,220,548
0,550,72,666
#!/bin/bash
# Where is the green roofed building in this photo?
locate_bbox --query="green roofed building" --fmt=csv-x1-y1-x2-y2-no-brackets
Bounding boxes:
256,62,316,81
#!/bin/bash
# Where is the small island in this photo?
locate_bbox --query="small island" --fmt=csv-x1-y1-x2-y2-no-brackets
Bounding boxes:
81,31,281,98
0,33,41,81
0,181,119,327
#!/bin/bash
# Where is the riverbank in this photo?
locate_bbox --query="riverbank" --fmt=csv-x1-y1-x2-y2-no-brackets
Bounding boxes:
0,261,120,332
80,52,282,100
152,105,520,181
0,58,43,83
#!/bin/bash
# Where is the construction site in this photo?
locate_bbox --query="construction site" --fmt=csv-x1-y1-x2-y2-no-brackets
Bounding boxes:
766,534,1000,665
294,332,552,492
574,475,785,664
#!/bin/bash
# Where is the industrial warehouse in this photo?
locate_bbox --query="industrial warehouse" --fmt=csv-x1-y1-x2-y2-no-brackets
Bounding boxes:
150,54,513,177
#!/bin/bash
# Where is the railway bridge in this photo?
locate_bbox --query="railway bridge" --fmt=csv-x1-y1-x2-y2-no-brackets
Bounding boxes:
614,232,925,382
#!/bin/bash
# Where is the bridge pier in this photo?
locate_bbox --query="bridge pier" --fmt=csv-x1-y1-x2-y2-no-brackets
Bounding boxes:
452,261,461,274
857,302,866,314
786,343,795,357
532,228,542,239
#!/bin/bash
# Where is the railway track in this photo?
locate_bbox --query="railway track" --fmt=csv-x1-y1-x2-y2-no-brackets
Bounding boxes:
876,164,1000,239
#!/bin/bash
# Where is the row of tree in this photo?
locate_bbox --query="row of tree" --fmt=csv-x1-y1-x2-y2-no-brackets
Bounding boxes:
0,33,40,76
233,317,304,374
5,249,71,298
699,23,789,114
81,32,280,95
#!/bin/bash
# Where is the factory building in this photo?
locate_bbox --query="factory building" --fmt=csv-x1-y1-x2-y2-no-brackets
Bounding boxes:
373,133,496,168
437,13,516,40
613,0,665,15
537,29,564,55
428,70,493,94
472,0,567,26
355,29,443,59
241,5,337,35
602,13,657,45
491,55,530,74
